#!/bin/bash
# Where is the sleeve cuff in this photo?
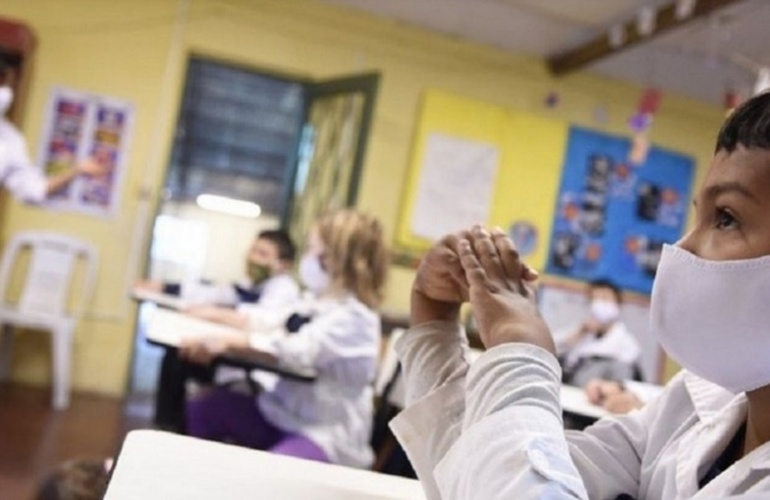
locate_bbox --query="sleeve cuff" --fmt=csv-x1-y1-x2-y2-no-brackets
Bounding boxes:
394,320,468,358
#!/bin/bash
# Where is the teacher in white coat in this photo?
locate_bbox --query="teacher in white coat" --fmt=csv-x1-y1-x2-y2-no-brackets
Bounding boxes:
0,56,105,203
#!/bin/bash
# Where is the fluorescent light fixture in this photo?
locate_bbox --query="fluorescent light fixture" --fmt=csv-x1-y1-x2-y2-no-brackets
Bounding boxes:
196,194,261,218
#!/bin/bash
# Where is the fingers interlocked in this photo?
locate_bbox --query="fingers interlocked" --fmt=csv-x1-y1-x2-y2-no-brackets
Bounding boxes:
456,225,527,295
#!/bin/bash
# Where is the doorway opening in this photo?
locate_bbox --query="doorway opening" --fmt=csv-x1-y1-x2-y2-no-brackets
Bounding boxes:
129,55,379,396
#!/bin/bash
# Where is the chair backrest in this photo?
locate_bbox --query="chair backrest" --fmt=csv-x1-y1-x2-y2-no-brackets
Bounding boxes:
0,231,98,319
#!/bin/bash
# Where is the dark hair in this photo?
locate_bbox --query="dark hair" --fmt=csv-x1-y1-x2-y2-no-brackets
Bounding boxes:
36,459,109,500
258,229,296,262
715,91,770,153
588,279,622,303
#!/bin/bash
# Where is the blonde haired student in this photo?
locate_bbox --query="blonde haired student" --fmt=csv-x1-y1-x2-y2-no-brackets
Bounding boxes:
181,209,389,468
391,92,770,498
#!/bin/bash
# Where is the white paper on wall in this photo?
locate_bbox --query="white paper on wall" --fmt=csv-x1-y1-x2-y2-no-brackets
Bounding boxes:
411,132,499,241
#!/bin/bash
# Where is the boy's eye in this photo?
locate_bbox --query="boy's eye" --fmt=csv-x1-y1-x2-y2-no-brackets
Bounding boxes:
715,208,738,230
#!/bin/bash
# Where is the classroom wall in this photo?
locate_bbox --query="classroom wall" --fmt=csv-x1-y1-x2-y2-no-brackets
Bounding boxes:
1,0,721,395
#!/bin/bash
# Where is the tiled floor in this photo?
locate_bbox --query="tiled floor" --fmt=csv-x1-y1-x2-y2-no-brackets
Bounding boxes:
0,382,151,499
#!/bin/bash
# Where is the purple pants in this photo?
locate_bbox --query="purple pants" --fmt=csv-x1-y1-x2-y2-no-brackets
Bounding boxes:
186,387,329,463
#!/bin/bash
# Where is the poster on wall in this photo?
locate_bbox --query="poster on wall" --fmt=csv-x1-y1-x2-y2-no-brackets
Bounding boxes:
546,127,694,294
411,132,499,241
38,87,133,216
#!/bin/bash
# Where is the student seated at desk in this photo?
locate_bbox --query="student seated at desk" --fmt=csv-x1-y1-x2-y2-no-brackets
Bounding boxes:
389,92,770,499
180,209,389,469
135,229,299,312
554,279,642,387
137,229,300,432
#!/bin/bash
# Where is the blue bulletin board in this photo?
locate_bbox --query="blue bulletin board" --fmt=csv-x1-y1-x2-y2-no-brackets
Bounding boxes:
546,127,694,294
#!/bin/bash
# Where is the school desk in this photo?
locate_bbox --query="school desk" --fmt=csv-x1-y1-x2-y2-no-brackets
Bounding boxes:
105,430,426,500
131,288,189,310
145,307,317,383
560,384,611,420
560,381,664,421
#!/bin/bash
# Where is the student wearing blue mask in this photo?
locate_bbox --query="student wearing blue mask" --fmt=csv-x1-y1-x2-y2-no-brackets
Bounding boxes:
180,210,389,468
390,92,770,498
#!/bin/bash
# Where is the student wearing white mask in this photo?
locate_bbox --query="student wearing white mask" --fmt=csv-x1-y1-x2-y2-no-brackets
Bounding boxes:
179,210,389,468
554,280,641,387
389,91,770,499
0,56,105,202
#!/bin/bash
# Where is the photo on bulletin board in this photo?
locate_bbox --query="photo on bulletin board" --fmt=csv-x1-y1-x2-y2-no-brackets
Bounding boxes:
38,86,133,217
546,127,694,294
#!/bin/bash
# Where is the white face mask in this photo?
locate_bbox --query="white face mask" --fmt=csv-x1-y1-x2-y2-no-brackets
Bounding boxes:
590,299,620,325
650,244,770,394
298,252,330,293
0,86,13,115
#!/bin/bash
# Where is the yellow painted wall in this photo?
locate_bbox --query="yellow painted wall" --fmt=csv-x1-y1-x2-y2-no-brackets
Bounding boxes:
1,0,721,395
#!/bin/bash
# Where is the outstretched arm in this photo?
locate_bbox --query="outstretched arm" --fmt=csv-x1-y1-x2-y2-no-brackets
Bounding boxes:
46,157,109,196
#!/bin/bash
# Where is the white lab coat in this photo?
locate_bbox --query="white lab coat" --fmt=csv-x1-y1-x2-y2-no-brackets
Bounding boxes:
390,321,770,499
178,273,300,309
255,293,380,469
0,118,48,203
555,320,641,369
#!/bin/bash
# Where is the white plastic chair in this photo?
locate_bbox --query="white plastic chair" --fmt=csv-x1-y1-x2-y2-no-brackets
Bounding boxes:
0,231,98,410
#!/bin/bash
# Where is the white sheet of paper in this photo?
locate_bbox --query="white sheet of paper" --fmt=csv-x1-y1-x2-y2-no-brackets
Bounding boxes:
411,133,499,241
145,308,246,347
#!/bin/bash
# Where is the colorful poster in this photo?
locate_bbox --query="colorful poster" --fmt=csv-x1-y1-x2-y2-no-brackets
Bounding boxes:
39,87,133,216
546,127,694,294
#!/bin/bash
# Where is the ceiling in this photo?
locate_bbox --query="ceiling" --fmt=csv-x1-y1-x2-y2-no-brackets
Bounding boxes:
316,0,770,105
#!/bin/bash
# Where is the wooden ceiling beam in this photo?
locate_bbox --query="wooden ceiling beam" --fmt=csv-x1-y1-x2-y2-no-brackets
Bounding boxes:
547,0,745,76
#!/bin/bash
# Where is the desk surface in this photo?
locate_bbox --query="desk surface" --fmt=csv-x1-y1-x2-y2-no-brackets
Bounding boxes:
559,384,611,420
131,289,189,310
145,308,316,382
560,382,664,420
105,430,426,500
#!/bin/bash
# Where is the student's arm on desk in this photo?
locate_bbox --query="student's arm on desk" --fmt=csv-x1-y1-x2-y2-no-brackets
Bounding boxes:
185,305,250,330
179,333,279,366
237,303,293,334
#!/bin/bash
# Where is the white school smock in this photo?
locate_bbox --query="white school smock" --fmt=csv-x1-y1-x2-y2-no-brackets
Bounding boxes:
390,321,770,499
555,320,641,369
0,118,48,203
178,273,300,308
256,294,380,469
